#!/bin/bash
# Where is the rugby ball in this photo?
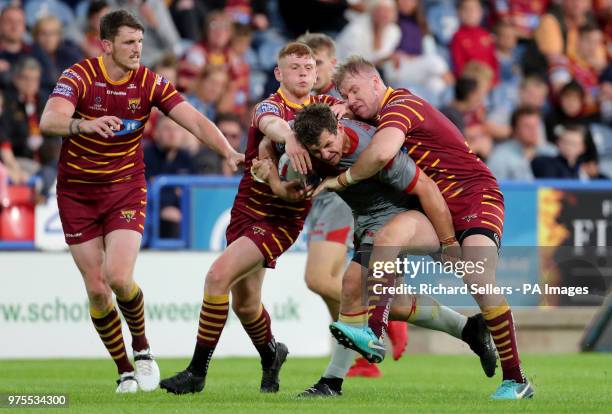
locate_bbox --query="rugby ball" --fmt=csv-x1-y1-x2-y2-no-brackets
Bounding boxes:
278,153,306,182
278,153,321,187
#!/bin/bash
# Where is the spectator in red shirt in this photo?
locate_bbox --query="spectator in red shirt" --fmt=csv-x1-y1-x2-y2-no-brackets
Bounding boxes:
489,0,550,39
178,10,232,92
549,23,607,114
450,0,499,84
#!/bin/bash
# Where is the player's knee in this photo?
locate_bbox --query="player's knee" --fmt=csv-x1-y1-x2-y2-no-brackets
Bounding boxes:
205,265,231,291
305,272,325,295
87,283,112,309
232,300,260,321
374,225,412,246
107,275,133,298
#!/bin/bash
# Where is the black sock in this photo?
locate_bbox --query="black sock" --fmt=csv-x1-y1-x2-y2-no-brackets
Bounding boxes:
320,376,344,392
188,344,214,377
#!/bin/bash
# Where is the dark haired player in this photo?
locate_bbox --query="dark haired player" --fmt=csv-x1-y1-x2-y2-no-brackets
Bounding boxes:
40,9,243,392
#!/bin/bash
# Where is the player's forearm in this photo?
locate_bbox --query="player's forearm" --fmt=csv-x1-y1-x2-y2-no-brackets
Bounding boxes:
194,116,236,158
258,116,294,144
258,137,278,163
40,110,78,136
350,144,394,181
350,130,405,181
415,177,455,242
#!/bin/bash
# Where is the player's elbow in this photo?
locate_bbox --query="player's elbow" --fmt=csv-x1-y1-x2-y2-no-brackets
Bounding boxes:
411,170,436,199
39,113,53,135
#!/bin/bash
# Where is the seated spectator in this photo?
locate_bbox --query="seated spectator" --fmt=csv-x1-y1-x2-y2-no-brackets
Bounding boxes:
143,54,179,143
440,76,480,134
545,80,599,144
0,5,30,88
336,0,400,65
450,0,499,84
579,150,609,180
81,0,110,59
1,58,50,180
383,0,453,104
489,0,550,40
185,65,230,122
549,23,607,115
30,15,83,96
487,106,553,180
532,124,586,178
440,74,491,159
0,90,27,184
534,0,605,65
227,23,253,115
494,21,522,85
489,74,550,130
600,64,612,124
193,113,244,176
178,11,232,92
144,115,196,238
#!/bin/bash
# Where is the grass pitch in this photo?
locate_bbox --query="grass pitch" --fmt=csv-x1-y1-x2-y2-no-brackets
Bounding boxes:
1,354,610,413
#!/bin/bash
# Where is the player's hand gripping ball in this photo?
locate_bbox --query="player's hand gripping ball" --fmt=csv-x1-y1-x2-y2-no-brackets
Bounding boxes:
278,153,320,188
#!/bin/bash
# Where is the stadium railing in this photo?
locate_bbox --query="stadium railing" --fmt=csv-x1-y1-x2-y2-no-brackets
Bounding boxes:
2,176,612,250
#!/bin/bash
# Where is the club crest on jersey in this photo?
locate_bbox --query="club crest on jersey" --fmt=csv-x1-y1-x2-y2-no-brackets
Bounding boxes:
128,98,141,113
120,210,136,222
252,226,266,235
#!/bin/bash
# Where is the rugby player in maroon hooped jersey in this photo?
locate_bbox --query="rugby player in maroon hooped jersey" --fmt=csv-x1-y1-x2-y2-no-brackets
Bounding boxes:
315,56,534,400
39,10,243,394
159,42,347,395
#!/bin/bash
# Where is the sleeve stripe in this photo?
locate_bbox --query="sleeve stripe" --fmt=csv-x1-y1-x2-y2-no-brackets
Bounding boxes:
403,98,423,106
149,78,156,102
85,59,97,77
404,167,420,193
75,111,95,120
59,76,79,90
378,120,408,131
161,90,178,103
401,104,425,121
161,81,170,96
380,111,412,129
75,63,92,84
415,150,430,165
141,68,149,88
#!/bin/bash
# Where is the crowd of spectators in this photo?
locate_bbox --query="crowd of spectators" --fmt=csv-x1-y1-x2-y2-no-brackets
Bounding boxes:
1,0,612,211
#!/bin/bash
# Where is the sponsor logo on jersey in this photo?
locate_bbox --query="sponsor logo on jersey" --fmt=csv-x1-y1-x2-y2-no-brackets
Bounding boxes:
120,210,136,222
89,96,107,112
52,83,73,98
114,119,143,136
107,90,127,96
128,98,141,113
255,102,281,118
95,81,107,87
252,226,266,235
128,83,137,89
462,213,478,222
63,69,83,83
155,75,169,86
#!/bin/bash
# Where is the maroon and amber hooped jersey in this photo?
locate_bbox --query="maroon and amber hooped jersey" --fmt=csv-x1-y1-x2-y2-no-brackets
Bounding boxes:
50,57,184,190
232,89,340,222
375,87,504,235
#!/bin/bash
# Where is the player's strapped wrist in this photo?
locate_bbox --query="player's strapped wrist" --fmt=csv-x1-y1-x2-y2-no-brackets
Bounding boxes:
337,168,357,187
68,119,83,135
440,236,458,249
